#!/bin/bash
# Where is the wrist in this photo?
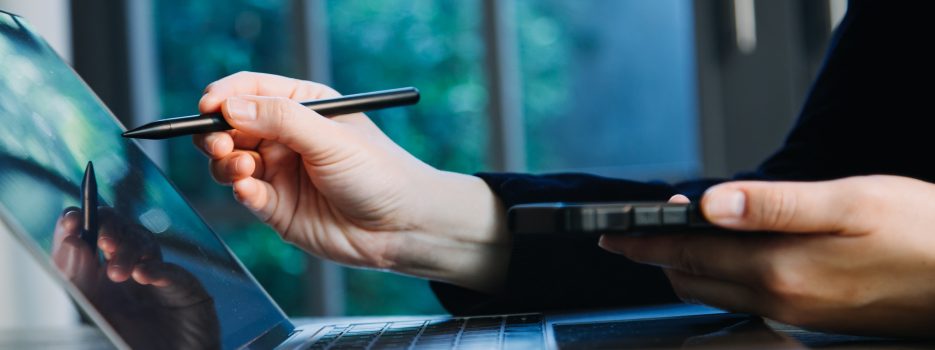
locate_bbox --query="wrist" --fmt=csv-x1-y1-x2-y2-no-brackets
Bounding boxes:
423,171,507,245
393,171,511,294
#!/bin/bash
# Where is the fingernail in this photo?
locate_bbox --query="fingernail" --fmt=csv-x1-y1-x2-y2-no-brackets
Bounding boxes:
704,188,746,221
227,97,257,121
61,206,80,216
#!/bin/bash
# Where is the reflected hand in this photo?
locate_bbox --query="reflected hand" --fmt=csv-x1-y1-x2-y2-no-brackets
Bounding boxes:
52,207,220,349
599,176,935,338
192,72,508,292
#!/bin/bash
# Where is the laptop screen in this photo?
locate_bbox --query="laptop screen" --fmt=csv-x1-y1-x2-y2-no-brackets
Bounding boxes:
0,12,290,349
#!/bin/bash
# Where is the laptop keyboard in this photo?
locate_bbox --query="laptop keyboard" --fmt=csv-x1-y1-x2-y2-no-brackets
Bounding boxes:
305,314,544,349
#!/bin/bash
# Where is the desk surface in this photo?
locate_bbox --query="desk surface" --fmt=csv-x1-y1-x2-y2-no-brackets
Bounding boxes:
0,316,930,349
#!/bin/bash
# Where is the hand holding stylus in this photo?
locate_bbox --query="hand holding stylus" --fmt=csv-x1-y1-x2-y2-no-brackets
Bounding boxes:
192,72,511,294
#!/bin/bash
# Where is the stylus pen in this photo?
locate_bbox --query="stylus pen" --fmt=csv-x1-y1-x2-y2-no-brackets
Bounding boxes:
121,87,420,139
80,161,98,254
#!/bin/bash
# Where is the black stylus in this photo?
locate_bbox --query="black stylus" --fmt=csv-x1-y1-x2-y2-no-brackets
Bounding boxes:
122,87,420,139
80,161,98,254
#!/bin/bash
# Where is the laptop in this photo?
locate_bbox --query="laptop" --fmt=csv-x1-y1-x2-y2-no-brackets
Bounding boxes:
0,11,800,349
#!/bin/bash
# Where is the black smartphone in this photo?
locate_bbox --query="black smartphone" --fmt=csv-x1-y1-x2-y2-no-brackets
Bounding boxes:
508,202,712,235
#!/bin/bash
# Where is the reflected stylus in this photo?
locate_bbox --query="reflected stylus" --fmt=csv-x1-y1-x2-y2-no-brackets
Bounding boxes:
121,87,420,139
80,161,98,254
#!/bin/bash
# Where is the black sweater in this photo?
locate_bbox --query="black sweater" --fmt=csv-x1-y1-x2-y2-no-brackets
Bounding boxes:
431,0,935,315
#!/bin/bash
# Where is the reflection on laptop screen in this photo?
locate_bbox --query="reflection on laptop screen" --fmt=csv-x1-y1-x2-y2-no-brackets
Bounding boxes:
0,12,288,349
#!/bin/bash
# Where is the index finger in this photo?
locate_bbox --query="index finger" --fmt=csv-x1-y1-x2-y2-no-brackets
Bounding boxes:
198,72,339,113
600,233,774,285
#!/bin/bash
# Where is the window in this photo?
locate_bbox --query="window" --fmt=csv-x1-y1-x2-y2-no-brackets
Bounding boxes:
152,0,702,316
0,0,839,326
518,0,699,180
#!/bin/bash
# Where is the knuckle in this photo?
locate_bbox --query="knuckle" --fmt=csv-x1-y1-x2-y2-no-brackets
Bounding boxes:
756,187,798,230
668,278,698,304
758,264,807,305
202,82,216,94
845,176,886,208
269,96,295,117
231,70,256,79
292,80,334,99
831,177,888,229
268,97,302,141
275,98,297,124
209,160,231,184
674,245,702,276
320,84,341,98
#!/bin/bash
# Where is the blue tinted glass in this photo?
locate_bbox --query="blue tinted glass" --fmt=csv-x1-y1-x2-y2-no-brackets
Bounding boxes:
0,13,287,349
519,0,699,180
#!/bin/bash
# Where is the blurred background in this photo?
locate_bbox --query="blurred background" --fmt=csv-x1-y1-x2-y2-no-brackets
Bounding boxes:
0,0,845,326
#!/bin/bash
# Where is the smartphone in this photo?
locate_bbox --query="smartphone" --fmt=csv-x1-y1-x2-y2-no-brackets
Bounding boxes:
507,202,712,235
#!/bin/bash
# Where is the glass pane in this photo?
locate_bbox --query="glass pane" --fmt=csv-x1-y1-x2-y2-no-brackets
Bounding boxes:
518,0,699,180
154,0,311,315
327,0,487,315
327,0,489,174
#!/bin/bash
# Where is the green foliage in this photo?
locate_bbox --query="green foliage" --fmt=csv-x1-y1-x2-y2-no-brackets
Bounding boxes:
326,0,485,315
516,0,577,171
328,0,488,174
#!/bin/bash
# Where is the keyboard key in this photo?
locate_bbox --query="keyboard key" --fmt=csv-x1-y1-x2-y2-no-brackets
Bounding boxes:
506,314,542,325
460,330,499,337
388,321,425,329
466,316,502,326
371,345,409,350
349,323,388,332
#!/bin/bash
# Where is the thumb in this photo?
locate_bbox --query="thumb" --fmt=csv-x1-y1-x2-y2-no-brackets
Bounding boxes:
701,180,858,234
221,95,343,156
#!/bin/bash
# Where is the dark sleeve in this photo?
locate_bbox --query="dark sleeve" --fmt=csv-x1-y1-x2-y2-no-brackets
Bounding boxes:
756,0,935,181
431,173,730,315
